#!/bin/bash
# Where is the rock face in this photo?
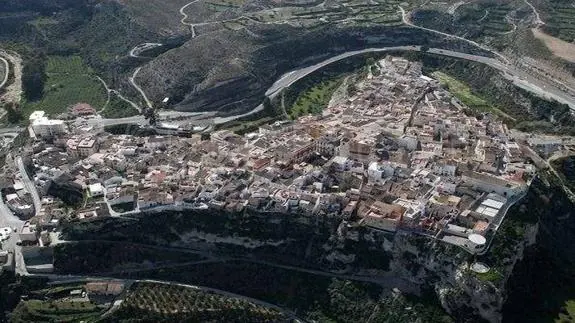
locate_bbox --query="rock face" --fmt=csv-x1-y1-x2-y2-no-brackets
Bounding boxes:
62,192,542,323
502,175,575,322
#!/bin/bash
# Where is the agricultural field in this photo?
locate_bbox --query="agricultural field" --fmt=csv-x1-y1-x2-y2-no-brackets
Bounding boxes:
115,261,451,322
541,0,575,43
224,0,404,30
431,71,514,121
103,281,291,322
411,2,514,40
10,299,104,323
23,56,107,118
289,78,343,119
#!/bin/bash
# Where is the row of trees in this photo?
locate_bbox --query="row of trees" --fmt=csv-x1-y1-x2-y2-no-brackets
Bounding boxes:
105,282,288,322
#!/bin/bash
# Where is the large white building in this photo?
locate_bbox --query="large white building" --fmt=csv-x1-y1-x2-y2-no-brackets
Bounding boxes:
29,111,67,138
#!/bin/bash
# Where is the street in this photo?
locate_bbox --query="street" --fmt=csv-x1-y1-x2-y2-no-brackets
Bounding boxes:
16,156,41,215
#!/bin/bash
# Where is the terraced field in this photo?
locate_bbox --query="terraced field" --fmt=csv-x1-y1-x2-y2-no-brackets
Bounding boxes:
103,281,291,322
23,56,107,117
541,0,575,42
223,0,404,31
475,3,515,36
11,299,104,323
411,1,514,40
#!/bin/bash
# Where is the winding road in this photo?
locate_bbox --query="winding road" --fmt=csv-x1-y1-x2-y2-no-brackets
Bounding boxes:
16,156,42,216
265,46,575,110
129,43,163,58
0,56,8,90
95,76,141,113
524,0,545,26
180,0,203,38
129,68,153,110
398,6,510,64
80,3,575,130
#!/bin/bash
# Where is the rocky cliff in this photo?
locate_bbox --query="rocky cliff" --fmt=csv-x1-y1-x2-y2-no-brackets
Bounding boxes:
61,188,545,323
502,173,575,322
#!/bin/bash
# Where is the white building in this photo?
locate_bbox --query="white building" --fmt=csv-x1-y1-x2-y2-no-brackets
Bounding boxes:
89,183,104,197
30,111,67,138
367,162,395,182
462,171,526,197
331,156,352,172
29,110,46,122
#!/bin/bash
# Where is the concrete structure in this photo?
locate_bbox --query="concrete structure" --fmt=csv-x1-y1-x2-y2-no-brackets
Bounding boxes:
19,222,37,242
29,111,67,138
360,201,405,232
465,233,487,252
462,171,526,197
89,183,104,197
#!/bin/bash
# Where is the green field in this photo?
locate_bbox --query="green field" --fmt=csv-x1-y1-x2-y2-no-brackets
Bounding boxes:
556,300,575,322
100,93,139,118
289,78,343,119
542,0,575,42
474,268,504,283
11,299,103,322
23,56,107,118
432,71,514,121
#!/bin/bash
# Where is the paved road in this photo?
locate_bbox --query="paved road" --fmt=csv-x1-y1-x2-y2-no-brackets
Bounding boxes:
84,111,213,127
129,43,163,58
16,156,41,215
265,46,575,110
129,67,153,109
0,178,26,275
0,56,8,90
398,6,510,64
0,127,22,134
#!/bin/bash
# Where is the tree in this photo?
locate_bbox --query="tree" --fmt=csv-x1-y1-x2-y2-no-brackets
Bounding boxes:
4,102,23,124
22,54,47,101
347,84,357,97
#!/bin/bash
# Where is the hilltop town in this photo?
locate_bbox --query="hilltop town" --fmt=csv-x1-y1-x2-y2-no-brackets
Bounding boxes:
1,56,571,275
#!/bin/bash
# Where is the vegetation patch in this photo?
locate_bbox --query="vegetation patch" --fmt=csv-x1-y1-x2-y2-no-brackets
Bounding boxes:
474,268,504,283
541,0,575,43
432,71,514,121
289,77,343,119
556,299,575,323
10,299,103,323
100,92,139,118
551,156,575,193
116,261,452,322
102,281,289,322
23,56,107,118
